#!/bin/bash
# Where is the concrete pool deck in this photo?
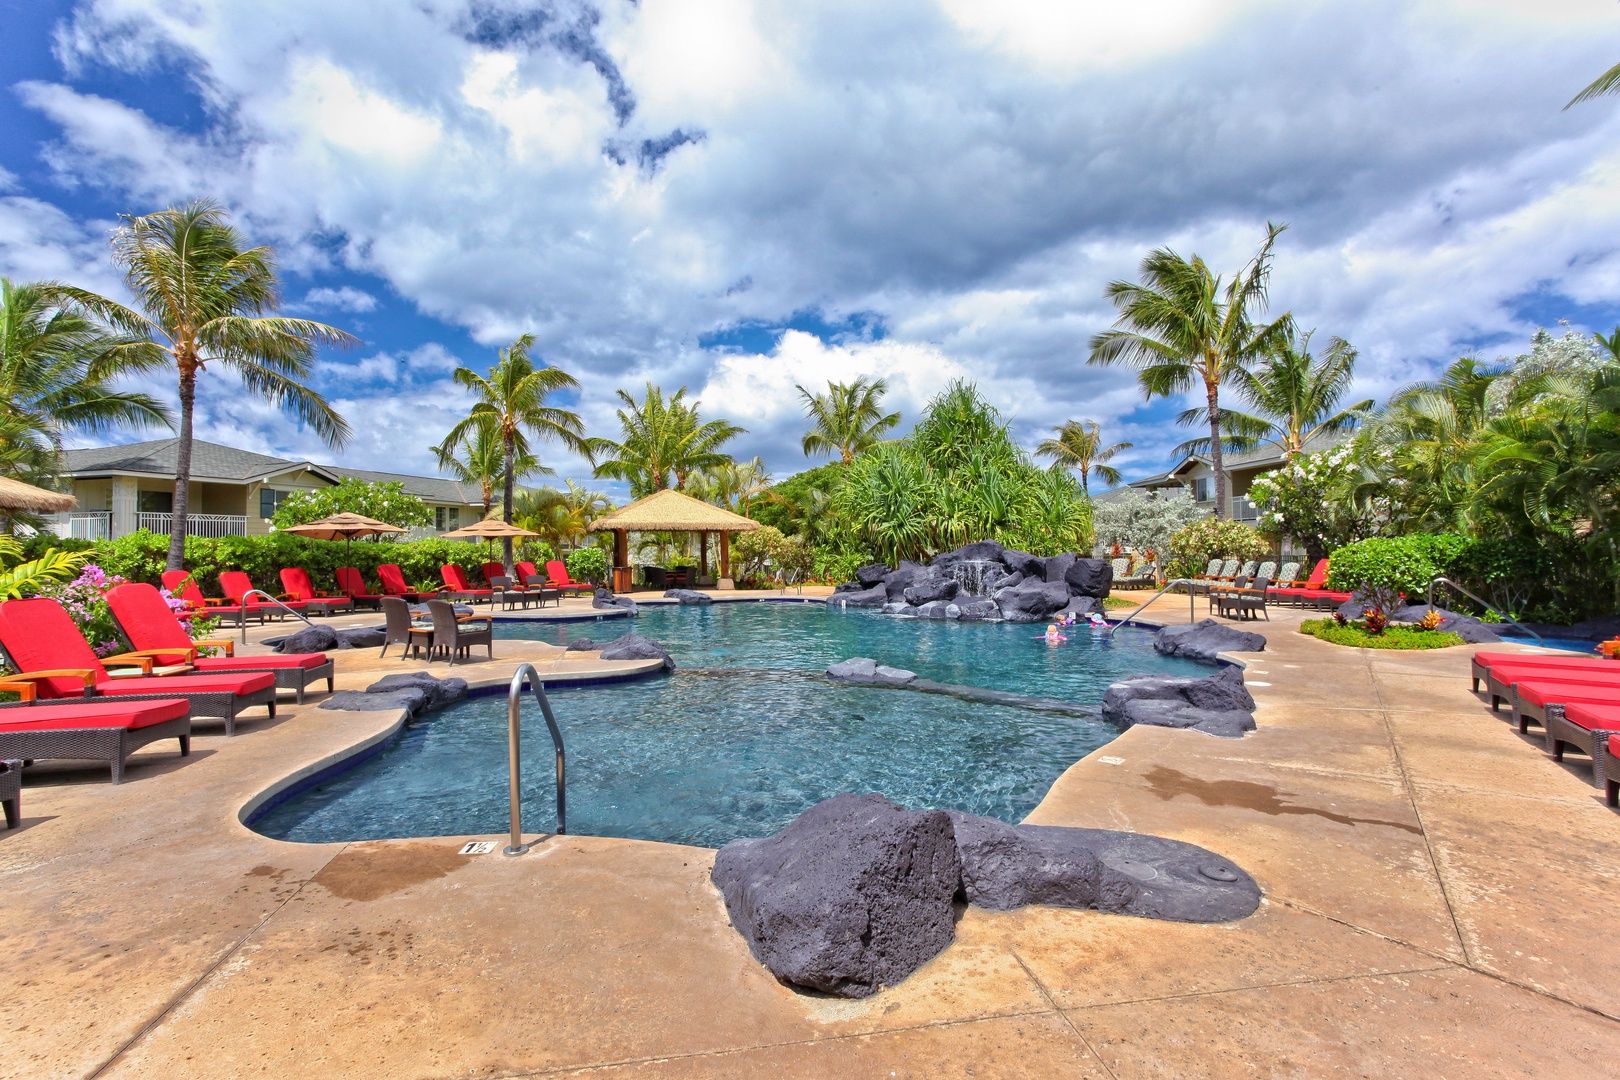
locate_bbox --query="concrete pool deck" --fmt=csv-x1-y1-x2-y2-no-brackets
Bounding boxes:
4,590,1619,1077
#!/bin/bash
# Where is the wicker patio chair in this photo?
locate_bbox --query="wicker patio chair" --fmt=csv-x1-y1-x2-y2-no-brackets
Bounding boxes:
426,600,492,665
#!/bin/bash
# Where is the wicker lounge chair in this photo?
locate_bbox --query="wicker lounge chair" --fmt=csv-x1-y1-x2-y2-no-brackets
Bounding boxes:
440,564,493,603
1272,562,1300,592
335,567,384,609
1228,576,1272,621
0,598,276,736
219,571,308,622
1469,651,1612,694
160,570,253,627
0,695,192,784
1255,561,1277,581
545,560,595,596
1185,559,1224,597
106,583,335,704
379,597,431,659
1481,662,1620,713
376,564,424,601
1509,681,1620,735
1271,559,1329,606
278,568,354,616
0,757,18,826
1605,732,1620,808
426,600,492,664
1546,701,1620,788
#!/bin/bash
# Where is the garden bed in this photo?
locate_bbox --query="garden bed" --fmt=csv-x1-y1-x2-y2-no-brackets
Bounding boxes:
1300,618,1463,650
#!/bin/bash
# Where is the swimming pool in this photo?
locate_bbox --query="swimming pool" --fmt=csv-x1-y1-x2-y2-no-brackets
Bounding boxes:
251,603,1208,848
1496,634,1604,654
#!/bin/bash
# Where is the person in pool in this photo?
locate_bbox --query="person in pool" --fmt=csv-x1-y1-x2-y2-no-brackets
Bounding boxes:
1044,623,1067,643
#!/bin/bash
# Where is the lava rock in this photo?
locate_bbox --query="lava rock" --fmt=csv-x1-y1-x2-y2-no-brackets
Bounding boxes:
835,585,890,608
1388,605,1501,644
949,815,1261,923
827,657,879,680
1063,558,1114,599
855,563,893,588
319,689,428,715
335,627,386,648
365,672,468,710
833,581,864,594
270,625,339,654
1153,619,1266,663
1102,666,1256,738
903,571,959,606
875,665,918,684
664,588,712,605
994,578,1072,622
1001,549,1046,579
882,561,929,600
913,600,952,620
931,540,1007,572
593,588,638,614
1043,552,1077,585
564,638,598,651
1114,698,1257,739
710,794,962,998
1058,596,1103,618
954,598,1001,622
881,602,919,616
598,632,675,671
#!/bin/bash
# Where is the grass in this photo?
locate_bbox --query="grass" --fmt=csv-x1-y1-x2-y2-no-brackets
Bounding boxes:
1300,618,1463,650
1103,596,1135,610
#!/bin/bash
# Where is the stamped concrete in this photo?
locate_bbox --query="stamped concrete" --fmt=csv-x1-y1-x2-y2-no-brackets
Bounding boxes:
2,590,1619,1077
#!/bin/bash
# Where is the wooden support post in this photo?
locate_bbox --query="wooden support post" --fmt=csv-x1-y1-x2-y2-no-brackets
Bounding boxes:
700,531,709,577
720,530,730,580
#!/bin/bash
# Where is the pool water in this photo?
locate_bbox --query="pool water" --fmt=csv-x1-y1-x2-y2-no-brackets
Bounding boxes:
1496,634,1604,654
251,603,1208,848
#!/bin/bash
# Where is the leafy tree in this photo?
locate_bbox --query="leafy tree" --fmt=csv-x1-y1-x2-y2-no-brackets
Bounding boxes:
1568,61,1620,107
588,384,743,496
752,462,845,540
1089,223,1292,518
270,477,432,530
1247,442,1386,562
796,376,901,464
564,545,609,585
433,422,544,519
57,200,354,571
1035,419,1131,495
512,481,612,551
688,456,772,516
1090,489,1206,562
439,335,587,568
1178,330,1372,459
0,278,171,512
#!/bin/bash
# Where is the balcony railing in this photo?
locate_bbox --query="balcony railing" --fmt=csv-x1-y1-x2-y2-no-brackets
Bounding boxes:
1229,496,1259,523
55,511,112,540
136,512,248,538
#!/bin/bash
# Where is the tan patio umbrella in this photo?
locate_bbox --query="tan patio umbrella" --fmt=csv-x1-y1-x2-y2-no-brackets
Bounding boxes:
440,518,539,566
278,512,405,560
587,488,760,589
0,475,76,514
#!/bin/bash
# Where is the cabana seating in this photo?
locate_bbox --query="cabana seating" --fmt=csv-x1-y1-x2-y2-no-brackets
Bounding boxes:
105,583,335,703
1546,702,1620,788
1467,648,1620,804
278,568,354,615
0,598,276,736
1510,681,1620,735
1468,651,1608,694
1482,662,1620,713
0,695,192,785
336,567,384,609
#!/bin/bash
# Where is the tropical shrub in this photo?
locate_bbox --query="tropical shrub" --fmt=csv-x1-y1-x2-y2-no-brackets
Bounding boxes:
1299,618,1462,650
1246,442,1387,561
1164,519,1268,580
1091,489,1205,562
1325,534,1474,597
34,564,130,656
0,534,88,599
564,546,608,586
271,477,432,530
731,525,787,583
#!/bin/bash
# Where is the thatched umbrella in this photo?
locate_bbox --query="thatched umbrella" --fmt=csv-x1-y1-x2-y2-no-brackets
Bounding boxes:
278,512,404,561
0,475,76,515
587,488,760,589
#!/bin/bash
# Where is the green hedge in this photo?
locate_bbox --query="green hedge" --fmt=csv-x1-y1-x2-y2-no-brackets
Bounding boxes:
1325,534,1474,597
1300,619,1463,650
1164,519,1269,580
82,529,541,595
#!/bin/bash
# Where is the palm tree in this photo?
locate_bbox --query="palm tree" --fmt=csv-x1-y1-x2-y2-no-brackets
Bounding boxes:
1088,223,1292,518
1568,62,1620,108
439,335,588,568
1175,330,1373,460
0,278,172,499
796,376,900,464
56,200,353,570
588,384,744,496
433,421,544,519
513,481,612,552
1035,419,1131,495
689,456,773,515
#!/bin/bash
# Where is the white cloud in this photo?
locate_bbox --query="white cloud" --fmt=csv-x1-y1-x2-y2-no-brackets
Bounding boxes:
301,285,379,312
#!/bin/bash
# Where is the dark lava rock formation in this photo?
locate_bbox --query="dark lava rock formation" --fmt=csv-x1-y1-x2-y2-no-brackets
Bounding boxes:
1102,665,1257,739
835,542,1114,623
593,587,638,614
663,588,713,605
1153,619,1266,663
598,632,675,671
319,672,469,716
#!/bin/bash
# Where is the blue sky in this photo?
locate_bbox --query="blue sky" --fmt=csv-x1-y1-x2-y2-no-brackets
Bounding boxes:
3,0,1620,497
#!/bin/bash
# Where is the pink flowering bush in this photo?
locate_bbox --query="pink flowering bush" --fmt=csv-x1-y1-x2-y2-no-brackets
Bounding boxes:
36,563,130,658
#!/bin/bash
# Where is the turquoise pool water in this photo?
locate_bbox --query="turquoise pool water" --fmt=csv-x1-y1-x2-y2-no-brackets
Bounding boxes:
252,603,1207,848
1497,634,1603,654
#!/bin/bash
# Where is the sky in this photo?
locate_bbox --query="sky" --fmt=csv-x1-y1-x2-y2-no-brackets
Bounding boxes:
3,0,1620,498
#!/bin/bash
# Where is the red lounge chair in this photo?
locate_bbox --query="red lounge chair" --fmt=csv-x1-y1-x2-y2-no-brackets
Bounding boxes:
219,571,308,621
515,560,539,583
0,694,192,784
1545,701,1620,789
1510,681,1620,735
106,583,335,704
1469,651,1612,693
335,567,384,609
1269,560,1330,606
160,569,253,626
0,598,277,736
278,568,354,616
481,561,506,585
1482,663,1620,712
545,560,595,595
1605,733,1620,808
440,564,492,601
376,563,423,600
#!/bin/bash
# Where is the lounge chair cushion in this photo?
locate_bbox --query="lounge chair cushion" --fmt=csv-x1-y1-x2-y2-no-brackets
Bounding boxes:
193,654,328,672
219,571,306,611
1474,652,1612,673
441,565,492,595
1564,703,1620,731
1487,665,1620,691
336,567,380,598
0,698,190,732
1516,682,1620,709
377,564,415,596
107,583,331,672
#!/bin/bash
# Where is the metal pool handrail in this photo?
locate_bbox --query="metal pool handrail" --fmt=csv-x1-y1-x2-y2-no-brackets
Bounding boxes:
237,589,314,644
1101,578,1197,640
1427,576,1541,645
504,663,567,856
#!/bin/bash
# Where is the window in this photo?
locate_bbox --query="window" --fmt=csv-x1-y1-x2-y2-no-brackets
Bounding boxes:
435,506,445,531
435,507,461,531
1192,477,1213,503
137,490,173,513
449,507,460,529
259,488,291,518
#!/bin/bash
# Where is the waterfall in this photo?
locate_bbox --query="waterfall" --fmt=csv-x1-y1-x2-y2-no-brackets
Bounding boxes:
950,559,999,597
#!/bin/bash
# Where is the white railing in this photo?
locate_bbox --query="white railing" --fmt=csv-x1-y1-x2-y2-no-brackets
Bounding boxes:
56,512,112,540
136,512,248,538
1229,496,1259,523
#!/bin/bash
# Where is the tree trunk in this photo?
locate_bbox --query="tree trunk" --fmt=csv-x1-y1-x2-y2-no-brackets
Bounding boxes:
167,367,197,571
1207,378,1226,520
501,431,515,574
1080,465,1090,497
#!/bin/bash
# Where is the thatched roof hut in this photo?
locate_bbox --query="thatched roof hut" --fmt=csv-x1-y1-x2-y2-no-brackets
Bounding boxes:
588,488,760,587
0,475,75,514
